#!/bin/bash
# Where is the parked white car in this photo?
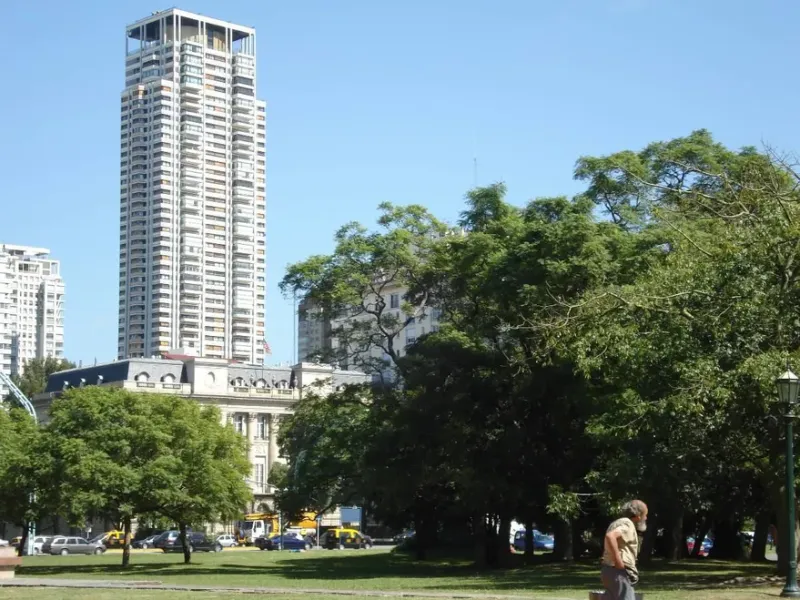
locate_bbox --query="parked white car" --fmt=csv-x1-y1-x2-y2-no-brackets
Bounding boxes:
33,536,52,555
0,539,8,547
216,534,238,548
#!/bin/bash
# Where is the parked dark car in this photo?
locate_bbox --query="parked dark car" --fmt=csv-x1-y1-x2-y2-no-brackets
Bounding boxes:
132,534,160,549
153,530,222,553
512,530,555,552
255,532,313,551
393,529,415,544
322,528,373,550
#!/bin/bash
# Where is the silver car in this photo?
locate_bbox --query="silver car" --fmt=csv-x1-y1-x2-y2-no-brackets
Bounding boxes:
42,536,105,555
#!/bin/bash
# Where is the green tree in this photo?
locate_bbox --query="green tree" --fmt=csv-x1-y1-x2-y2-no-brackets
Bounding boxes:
568,130,800,567
11,357,75,400
0,408,53,556
280,204,449,378
278,384,372,520
415,185,647,561
144,396,252,564
46,387,180,567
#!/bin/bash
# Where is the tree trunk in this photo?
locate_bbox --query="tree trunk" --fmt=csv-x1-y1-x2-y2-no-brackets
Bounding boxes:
524,517,534,565
775,505,800,576
691,515,711,559
16,524,29,558
414,503,436,561
179,522,191,564
483,515,498,567
473,514,487,567
121,516,132,567
573,521,586,559
709,518,745,561
664,508,684,562
552,518,574,562
638,514,657,565
496,516,512,567
751,512,770,562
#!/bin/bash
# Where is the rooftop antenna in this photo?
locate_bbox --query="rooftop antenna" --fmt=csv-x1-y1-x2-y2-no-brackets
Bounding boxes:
293,291,298,364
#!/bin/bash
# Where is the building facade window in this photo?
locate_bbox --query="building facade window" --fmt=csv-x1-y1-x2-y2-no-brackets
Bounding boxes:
234,414,245,435
254,457,266,489
257,415,267,439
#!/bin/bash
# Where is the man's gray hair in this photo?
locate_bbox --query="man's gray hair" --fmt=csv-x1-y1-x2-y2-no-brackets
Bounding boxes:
621,499,647,519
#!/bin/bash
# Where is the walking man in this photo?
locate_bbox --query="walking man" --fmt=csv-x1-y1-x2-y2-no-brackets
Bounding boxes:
601,500,648,600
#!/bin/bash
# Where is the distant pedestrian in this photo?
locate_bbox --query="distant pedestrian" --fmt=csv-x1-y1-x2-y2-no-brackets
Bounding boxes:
600,500,648,600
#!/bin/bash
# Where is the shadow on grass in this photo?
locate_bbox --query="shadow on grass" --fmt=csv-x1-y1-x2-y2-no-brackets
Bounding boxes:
18,552,779,593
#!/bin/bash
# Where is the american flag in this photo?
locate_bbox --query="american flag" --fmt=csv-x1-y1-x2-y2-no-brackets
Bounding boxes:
263,339,272,355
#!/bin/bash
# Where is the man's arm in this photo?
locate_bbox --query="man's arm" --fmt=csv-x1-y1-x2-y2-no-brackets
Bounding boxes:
604,529,626,570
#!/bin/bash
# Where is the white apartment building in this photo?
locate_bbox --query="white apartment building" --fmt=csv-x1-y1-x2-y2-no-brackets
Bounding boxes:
0,244,65,377
119,9,266,362
297,298,331,363
298,282,442,375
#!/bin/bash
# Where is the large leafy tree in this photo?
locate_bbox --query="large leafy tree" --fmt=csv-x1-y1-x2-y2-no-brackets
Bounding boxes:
280,204,449,378
278,131,800,572
144,396,252,564
0,408,53,556
278,384,372,520
414,185,651,560
568,130,800,566
45,387,249,567
45,387,171,566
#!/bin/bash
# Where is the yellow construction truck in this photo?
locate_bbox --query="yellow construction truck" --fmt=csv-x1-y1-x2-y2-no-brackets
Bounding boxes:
234,511,320,546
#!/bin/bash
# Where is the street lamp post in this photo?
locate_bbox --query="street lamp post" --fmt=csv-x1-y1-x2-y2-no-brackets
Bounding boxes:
777,368,800,598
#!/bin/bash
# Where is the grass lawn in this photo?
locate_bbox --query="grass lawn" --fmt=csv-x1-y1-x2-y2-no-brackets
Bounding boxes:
12,547,788,600
1,591,327,600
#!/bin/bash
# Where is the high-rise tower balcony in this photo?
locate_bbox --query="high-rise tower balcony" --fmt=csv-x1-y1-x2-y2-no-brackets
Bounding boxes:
181,123,203,139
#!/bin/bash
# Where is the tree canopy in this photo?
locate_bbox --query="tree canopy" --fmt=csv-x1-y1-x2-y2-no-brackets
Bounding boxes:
278,130,800,569
44,387,252,566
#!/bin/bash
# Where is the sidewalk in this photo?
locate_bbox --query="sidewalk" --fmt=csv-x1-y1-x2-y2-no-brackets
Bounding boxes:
0,577,578,600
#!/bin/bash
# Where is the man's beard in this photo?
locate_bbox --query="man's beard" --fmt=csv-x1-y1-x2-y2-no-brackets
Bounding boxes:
635,521,647,533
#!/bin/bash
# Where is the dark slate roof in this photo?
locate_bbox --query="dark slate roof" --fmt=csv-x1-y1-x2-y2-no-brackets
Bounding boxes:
45,362,132,393
44,358,187,393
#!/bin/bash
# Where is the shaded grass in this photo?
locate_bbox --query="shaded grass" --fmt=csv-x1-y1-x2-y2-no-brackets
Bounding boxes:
15,548,784,599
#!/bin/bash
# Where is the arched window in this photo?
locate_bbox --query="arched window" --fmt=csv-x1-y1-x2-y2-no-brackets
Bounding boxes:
135,372,150,382
254,378,267,388
233,377,246,387
161,373,175,383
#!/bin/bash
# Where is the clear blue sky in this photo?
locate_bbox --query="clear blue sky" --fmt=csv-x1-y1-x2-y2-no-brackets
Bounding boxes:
1,0,797,366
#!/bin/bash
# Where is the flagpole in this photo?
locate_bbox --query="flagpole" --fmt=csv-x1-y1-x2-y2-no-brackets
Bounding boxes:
293,292,297,364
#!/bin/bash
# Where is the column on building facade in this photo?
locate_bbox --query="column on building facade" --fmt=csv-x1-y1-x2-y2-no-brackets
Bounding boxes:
248,412,258,442
268,413,280,468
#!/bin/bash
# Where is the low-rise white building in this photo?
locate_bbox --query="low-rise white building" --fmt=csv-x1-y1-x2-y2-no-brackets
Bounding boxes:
33,356,368,506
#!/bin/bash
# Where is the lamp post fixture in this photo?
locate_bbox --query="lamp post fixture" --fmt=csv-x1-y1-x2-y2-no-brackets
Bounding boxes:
777,368,800,598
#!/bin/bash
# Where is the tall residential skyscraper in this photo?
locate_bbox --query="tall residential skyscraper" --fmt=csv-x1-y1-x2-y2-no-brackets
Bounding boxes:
0,244,65,377
119,9,266,362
